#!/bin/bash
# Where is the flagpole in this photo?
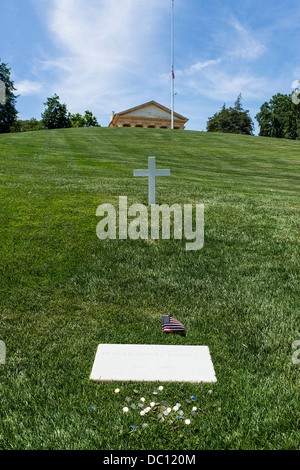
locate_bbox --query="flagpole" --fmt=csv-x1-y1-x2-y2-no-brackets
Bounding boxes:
171,0,174,129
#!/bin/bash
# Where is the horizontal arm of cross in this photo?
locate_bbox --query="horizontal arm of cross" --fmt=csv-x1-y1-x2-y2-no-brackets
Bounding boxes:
133,170,149,177
156,169,171,176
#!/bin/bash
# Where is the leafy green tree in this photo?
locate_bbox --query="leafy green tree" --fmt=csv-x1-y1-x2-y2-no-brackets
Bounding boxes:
41,94,71,129
16,118,44,132
83,110,99,127
255,93,300,139
0,60,18,133
70,110,99,128
207,94,254,135
70,113,86,128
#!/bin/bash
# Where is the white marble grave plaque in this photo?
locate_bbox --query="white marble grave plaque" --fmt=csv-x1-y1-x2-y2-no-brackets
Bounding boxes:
90,344,217,383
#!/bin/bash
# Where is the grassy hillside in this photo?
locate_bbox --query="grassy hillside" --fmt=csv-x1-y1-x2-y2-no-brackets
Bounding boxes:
0,127,299,450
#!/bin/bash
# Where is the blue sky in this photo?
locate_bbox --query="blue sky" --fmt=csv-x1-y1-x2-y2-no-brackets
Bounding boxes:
1,0,300,132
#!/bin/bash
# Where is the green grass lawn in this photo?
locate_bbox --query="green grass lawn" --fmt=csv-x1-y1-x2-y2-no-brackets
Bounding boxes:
0,127,299,450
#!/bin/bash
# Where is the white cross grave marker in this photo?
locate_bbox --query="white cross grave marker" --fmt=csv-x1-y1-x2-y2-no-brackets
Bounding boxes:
0,80,6,105
134,157,170,206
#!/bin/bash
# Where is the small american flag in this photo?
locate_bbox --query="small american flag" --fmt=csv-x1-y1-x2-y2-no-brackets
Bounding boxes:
162,315,184,333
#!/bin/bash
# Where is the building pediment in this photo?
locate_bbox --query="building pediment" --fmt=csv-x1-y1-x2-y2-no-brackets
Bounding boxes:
109,101,188,129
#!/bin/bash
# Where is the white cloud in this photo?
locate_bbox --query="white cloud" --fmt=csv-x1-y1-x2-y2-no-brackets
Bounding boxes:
170,16,270,106
192,70,270,101
34,0,170,120
229,18,267,60
14,80,43,96
184,59,222,75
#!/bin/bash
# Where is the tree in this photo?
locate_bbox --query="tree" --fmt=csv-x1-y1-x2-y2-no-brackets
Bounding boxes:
41,94,71,129
255,93,300,139
70,113,86,128
0,60,18,133
206,94,254,135
16,118,44,132
83,110,99,127
70,110,99,128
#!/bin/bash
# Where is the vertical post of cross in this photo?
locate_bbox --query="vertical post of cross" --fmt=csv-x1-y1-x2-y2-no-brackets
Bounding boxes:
134,157,171,206
148,156,156,206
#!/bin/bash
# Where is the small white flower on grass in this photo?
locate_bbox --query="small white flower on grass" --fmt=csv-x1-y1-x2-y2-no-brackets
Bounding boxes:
173,406,179,412
140,397,145,402
185,419,191,425
158,386,164,391
115,388,120,393
140,411,145,416
167,407,172,413
192,406,197,412
123,407,129,413
208,389,213,394
150,402,155,407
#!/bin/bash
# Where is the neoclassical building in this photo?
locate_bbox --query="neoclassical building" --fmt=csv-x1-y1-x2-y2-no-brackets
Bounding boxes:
109,100,188,129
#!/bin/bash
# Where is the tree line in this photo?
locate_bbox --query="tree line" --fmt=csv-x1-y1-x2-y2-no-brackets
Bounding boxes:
0,60,100,133
1,59,299,138
207,92,300,139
